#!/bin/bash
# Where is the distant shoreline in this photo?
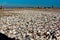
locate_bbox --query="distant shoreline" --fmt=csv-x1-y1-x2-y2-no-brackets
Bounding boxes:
0,8,60,13
0,8,60,18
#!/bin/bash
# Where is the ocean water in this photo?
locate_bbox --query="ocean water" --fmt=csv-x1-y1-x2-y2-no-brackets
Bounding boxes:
0,0,60,8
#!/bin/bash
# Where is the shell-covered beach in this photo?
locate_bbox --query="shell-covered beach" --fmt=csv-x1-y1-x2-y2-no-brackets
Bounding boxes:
0,9,60,40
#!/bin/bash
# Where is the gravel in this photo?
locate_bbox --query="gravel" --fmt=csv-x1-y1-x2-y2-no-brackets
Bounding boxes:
0,10,60,40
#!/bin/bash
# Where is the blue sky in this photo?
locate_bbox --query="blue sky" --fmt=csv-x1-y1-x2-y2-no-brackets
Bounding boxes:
0,0,60,7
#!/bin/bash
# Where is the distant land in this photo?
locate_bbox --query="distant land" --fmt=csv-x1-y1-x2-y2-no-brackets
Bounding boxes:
0,5,60,9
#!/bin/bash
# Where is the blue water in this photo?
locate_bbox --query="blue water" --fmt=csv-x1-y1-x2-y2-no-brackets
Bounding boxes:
0,0,60,8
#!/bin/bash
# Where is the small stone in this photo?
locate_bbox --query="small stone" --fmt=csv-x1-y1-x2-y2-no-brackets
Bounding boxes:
13,30,17,34
9,30,12,33
0,30,5,34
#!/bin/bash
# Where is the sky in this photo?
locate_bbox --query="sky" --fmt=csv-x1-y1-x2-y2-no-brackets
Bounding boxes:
0,0,60,7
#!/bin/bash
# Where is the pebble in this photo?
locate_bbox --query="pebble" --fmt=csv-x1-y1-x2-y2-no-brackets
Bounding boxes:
0,11,60,40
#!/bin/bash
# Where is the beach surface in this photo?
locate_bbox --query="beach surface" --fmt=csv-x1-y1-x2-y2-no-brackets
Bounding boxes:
0,8,60,40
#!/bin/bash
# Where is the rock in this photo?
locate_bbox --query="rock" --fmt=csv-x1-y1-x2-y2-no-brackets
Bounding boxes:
0,11,60,40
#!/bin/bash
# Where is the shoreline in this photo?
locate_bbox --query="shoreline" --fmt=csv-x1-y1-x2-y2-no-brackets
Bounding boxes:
0,8,60,17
